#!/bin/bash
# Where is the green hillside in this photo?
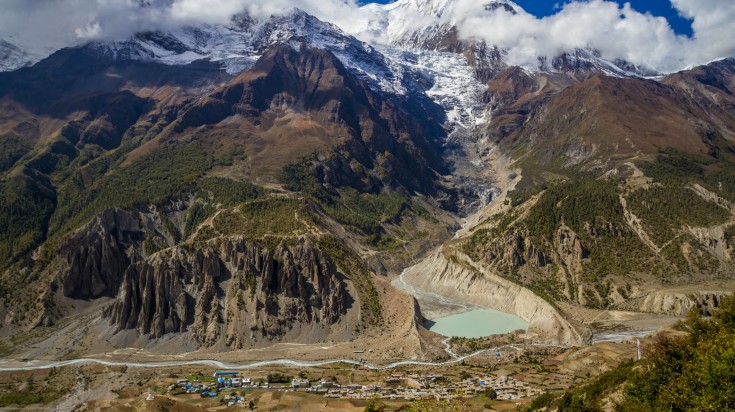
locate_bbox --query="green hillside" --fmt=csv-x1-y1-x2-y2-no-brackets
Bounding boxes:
534,291,735,412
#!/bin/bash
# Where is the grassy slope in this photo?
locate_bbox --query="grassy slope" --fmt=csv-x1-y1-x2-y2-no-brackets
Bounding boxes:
0,127,446,330
461,151,735,308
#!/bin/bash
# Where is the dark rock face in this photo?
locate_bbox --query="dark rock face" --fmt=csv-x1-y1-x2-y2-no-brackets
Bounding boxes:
61,208,144,299
55,206,355,348
106,238,351,347
483,231,549,269
692,291,732,316
73,92,151,150
171,43,448,195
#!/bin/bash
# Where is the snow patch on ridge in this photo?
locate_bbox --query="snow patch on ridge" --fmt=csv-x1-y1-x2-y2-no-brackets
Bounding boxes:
91,9,408,96
2,5,492,133
0,40,36,72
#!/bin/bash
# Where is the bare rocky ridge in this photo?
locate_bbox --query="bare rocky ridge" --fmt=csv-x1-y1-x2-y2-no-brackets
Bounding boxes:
61,208,144,300
107,238,352,347
491,73,735,167
621,290,731,317
25,203,362,351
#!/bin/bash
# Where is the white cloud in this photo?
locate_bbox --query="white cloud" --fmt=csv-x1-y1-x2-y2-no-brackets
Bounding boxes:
0,0,733,73
444,0,689,71
365,0,735,72
0,0,364,46
670,0,735,64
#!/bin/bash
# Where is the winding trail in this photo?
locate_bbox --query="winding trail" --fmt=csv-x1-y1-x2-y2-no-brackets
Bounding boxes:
589,330,656,344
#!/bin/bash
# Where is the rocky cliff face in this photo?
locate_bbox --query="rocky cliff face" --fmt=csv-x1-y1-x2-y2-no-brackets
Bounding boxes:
482,229,550,269
61,208,144,299
53,205,357,348
106,237,352,347
631,290,732,317
474,225,589,276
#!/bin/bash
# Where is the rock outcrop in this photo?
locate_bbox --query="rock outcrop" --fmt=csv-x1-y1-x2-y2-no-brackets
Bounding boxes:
61,208,144,299
471,221,601,304
483,230,549,269
106,237,352,347
637,290,732,316
479,225,591,273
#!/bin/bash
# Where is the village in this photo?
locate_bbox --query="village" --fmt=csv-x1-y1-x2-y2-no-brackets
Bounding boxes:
157,368,545,406
315,372,544,402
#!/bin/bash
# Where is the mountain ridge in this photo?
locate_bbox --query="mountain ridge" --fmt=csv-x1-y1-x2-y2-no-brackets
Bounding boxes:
0,1,664,82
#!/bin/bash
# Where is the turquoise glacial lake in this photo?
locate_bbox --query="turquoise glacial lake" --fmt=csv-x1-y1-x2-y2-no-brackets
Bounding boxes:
425,309,528,338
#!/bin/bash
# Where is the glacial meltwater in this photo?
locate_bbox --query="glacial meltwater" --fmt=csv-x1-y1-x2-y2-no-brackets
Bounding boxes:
425,309,528,338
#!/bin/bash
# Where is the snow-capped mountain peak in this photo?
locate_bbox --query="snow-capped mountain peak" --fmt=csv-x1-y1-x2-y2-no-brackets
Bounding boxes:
0,40,36,72
0,3,659,135
357,0,525,47
383,0,523,18
354,0,657,79
484,0,523,15
383,0,456,18
85,9,411,96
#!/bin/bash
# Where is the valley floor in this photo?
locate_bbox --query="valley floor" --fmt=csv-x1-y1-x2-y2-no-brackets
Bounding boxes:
0,338,640,411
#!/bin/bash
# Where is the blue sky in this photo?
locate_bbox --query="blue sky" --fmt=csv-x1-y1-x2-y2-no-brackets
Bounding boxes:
367,0,694,36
